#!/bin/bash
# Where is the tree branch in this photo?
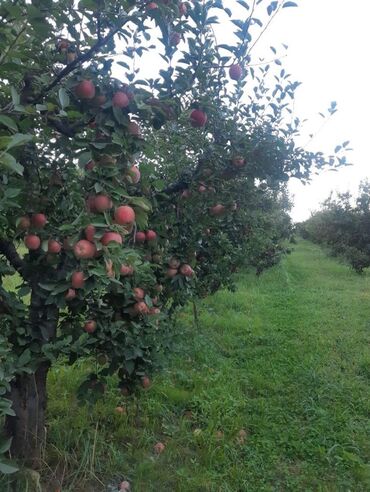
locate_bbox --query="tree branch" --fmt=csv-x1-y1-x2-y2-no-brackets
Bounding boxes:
0,239,25,274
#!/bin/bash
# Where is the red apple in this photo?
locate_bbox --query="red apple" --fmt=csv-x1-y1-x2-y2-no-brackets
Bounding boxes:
133,287,145,301
112,91,129,108
119,480,131,491
181,189,191,199
94,194,112,213
146,2,158,10
145,230,157,241
126,165,141,184
133,301,149,315
190,109,207,128
180,264,194,277
154,442,165,454
75,80,95,99
168,257,180,269
73,239,97,259
135,231,146,243
47,239,61,254
179,2,187,15
209,204,226,216
166,268,178,278
65,288,76,300
128,121,140,136
120,264,134,276
198,185,207,193
71,271,85,289
17,216,31,230
101,231,123,246
24,234,40,250
170,32,181,46
84,320,97,333
84,224,96,242
86,195,97,213
229,63,243,81
31,213,47,229
114,205,135,225
141,376,151,388
232,156,245,168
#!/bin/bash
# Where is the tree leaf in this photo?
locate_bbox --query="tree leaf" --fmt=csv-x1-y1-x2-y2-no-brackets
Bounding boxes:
0,115,18,132
58,88,70,109
0,153,24,175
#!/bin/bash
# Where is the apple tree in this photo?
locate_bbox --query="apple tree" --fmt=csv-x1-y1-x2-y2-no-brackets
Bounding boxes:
0,0,347,470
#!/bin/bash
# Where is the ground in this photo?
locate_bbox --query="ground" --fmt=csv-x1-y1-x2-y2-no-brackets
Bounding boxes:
2,240,370,491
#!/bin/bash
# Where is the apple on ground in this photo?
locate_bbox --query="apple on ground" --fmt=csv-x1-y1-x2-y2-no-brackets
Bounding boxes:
154,442,165,454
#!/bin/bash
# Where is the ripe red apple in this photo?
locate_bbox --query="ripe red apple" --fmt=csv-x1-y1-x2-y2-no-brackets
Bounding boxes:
112,91,129,108
84,320,97,333
128,121,140,136
114,205,135,225
133,301,149,315
75,80,95,99
84,224,96,242
146,2,158,10
232,155,245,168
120,264,134,276
154,442,165,454
71,271,85,289
145,230,157,241
168,257,180,269
65,288,76,300
133,287,145,301
126,165,141,184
85,160,95,171
179,2,187,15
190,109,207,128
31,213,47,229
74,240,96,259
17,216,31,230
166,267,178,278
119,480,131,491
47,239,61,254
209,204,226,216
135,231,146,243
24,234,41,250
180,264,194,277
141,376,151,388
170,31,181,46
94,194,112,213
101,231,123,246
229,63,243,81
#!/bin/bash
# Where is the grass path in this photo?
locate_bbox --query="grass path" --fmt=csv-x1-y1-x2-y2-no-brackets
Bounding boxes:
5,240,370,491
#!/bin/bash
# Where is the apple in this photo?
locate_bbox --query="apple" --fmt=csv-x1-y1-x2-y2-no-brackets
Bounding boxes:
84,224,96,242
75,80,95,99
166,268,178,278
86,195,97,213
84,320,97,333
209,204,226,216
229,63,243,81
179,264,194,277
94,194,112,213
85,160,95,171
47,239,61,254
155,284,163,293
31,213,47,228
112,91,129,108
232,155,245,168
74,240,96,259
115,406,126,414
181,189,191,199
133,287,145,301
120,264,134,276
154,442,165,454
168,257,180,269
141,376,151,388
93,94,107,107
190,109,207,128
179,2,187,15
152,296,159,305
119,480,131,491
145,230,157,241
126,165,140,184
237,429,248,444
146,2,158,10
135,231,146,243
170,31,181,46
17,216,31,230
63,237,73,251
24,234,40,250
114,205,135,225
133,301,149,315
71,271,85,289
96,155,117,167
57,39,69,52
101,231,123,246
128,121,140,136
198,185,207,193
65,288,76,300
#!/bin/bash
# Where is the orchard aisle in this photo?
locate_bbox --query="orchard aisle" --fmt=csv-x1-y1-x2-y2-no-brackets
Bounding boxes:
16,241,370,491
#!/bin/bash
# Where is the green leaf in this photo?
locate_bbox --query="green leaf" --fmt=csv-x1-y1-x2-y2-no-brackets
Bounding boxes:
10,86,20,106
58,88,70,109
0,437,12,454
0,153,24,175
0,459,19,474
283,1,298,7
0,115,18,132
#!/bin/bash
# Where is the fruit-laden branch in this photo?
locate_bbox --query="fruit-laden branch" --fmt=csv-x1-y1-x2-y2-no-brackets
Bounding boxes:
33,16,132,103
0,239,25,274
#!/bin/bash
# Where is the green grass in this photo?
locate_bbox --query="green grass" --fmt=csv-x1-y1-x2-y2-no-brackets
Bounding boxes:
4,240,370,491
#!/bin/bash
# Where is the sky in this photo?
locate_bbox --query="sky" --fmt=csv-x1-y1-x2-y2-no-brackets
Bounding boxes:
256,0,370,221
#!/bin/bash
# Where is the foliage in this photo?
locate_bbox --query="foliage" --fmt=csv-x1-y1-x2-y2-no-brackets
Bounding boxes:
300,181,370,273
0,0,347,469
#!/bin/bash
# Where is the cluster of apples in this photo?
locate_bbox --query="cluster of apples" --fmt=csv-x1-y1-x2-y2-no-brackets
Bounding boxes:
166,257,194,278
129,286,161,317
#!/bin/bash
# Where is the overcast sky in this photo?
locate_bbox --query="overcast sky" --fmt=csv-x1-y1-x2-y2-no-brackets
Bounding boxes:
258,0,370,221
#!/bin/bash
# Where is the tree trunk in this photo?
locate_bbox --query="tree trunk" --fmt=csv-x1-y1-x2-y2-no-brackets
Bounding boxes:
5,362,49,467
